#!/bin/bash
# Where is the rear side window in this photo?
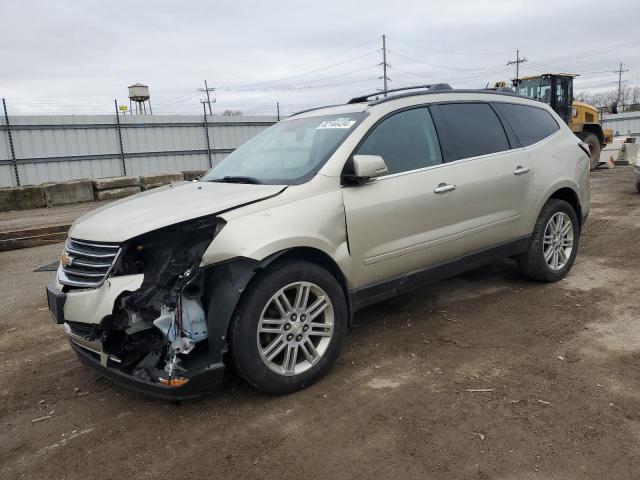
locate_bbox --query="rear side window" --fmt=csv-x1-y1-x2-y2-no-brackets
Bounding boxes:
356,107,442,175
494,103,560,146
433,103,510,161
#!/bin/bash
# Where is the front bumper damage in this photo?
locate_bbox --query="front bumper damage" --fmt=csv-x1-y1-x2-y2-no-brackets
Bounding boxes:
70,341,225,400
48,215,262,400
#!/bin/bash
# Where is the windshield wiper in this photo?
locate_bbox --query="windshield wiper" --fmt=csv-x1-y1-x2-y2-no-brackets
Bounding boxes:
209,176,262,184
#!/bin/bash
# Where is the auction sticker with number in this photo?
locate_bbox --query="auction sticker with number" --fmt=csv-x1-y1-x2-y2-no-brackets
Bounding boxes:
316,118,357,129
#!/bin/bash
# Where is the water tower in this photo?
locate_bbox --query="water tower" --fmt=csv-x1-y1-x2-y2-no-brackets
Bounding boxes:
128,83,152,115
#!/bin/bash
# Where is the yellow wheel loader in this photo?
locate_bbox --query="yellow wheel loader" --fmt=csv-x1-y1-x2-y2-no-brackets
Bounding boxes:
510,74,613,170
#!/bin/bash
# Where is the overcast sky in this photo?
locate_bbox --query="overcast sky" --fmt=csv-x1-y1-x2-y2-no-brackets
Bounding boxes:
1,0,639,116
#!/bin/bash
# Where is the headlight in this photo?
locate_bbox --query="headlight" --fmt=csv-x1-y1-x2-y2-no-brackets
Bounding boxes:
113,215,225,277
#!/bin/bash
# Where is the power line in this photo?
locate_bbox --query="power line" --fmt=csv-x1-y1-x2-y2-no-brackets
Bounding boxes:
389,63,511,85
523,40,640,68
225,64,379,92
217,49,380,90
208,38,379,86
389,37,512,56
388,49,503,71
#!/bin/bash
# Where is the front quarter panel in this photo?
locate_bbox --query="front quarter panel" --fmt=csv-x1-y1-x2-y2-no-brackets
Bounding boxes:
201,188,352,285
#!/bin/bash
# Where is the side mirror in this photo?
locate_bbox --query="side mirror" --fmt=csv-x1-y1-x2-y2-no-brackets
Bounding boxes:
345,155,388,184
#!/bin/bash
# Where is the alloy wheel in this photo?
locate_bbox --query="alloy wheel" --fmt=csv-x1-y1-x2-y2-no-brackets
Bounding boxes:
543,212,574,271
257,281,334,376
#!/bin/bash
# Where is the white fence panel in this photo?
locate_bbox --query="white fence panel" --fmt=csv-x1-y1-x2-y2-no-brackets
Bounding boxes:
0,114,275,187
602,111,640,137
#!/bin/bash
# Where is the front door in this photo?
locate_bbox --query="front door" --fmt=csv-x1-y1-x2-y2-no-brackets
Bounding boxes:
342,107,467,289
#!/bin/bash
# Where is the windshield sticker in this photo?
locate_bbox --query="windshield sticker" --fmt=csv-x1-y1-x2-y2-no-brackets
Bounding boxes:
316,118,356,129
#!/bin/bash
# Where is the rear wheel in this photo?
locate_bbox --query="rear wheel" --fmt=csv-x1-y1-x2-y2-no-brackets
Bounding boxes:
582,132,601,170
518,199,580,282
231,260,347,394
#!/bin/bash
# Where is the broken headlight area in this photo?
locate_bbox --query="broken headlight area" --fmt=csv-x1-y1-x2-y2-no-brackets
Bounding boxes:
91,215,225,387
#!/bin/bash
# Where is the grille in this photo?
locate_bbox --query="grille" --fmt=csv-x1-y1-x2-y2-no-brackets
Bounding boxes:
58,238,121,288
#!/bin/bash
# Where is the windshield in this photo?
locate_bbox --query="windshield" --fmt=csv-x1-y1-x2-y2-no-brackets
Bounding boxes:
515,77,552,104
202,113,367,185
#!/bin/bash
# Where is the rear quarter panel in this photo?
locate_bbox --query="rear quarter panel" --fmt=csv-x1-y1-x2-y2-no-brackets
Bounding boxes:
525,126,590,231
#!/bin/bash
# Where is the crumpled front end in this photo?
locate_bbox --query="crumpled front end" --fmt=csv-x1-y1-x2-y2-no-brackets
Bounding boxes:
47,214,241,399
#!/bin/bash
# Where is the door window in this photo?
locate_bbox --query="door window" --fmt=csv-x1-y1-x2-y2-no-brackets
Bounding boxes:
434,103,510,161
356,107,442,175
494,103,559,146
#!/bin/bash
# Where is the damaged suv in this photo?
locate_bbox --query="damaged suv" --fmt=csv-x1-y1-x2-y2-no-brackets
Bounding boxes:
47,84,590,399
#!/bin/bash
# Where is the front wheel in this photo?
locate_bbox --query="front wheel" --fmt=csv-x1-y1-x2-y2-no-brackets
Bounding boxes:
230,260,348,394
517,199,580,282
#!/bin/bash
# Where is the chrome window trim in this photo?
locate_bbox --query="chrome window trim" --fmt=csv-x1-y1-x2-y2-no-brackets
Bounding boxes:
345,97,564,182
347,121,562,183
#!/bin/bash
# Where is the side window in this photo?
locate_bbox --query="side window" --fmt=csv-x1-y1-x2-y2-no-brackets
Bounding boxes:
494,103,560,146
356,107,442,175
435,103,510,160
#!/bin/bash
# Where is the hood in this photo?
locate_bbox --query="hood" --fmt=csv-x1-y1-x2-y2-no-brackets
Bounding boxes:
69,181,286,243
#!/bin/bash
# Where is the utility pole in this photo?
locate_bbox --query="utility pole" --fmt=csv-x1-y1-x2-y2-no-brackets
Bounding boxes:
199,80,215,115
506,50,527,80
614,62,629,105
2,98,19,186
382,34,389,96
202,101,212,168
276,102,280,121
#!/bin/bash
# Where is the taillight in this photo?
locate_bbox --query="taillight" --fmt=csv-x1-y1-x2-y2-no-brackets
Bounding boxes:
578,142,591,156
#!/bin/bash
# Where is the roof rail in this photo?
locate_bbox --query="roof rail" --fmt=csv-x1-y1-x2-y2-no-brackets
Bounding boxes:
289,104,343,117
484,86,516,93
347,84,452,104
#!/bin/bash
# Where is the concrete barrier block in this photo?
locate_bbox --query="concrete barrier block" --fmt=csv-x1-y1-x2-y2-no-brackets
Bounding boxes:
182,170,207,181
94,186,141,201
139,173,184,190
43,179,94,207
0,185,46,212
92,176,140,190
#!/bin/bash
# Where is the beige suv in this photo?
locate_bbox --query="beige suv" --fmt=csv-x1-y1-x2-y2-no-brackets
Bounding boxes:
46,85,590,399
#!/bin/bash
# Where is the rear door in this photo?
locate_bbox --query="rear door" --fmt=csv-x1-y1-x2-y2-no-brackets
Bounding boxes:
493,101,563,229
429,102,532,255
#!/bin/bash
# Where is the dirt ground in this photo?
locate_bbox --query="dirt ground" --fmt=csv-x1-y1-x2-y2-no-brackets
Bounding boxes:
1,166,639,480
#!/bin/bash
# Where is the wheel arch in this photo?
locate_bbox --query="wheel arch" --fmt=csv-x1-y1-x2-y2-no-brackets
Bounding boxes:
203,247,353,365
264,247,349,292
578,123,604,144
257,247,353,327
545,186,583,227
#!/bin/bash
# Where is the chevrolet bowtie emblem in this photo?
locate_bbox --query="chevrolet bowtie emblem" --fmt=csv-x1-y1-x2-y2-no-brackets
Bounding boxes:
60,253,74,267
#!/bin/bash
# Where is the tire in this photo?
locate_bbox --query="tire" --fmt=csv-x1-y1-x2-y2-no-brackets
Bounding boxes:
517,199,580,282
636,181,640,194
230,260,348,394
582,132,601,171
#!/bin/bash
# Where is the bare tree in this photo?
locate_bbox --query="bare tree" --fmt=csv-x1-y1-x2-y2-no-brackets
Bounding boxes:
220,109,243,116
575,85,640,112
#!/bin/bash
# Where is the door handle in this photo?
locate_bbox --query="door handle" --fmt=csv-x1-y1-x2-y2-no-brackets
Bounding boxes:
513,166,530,176
434,183,456,193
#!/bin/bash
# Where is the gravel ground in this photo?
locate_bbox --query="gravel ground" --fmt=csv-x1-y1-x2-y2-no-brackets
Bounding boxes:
1,166,639,480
